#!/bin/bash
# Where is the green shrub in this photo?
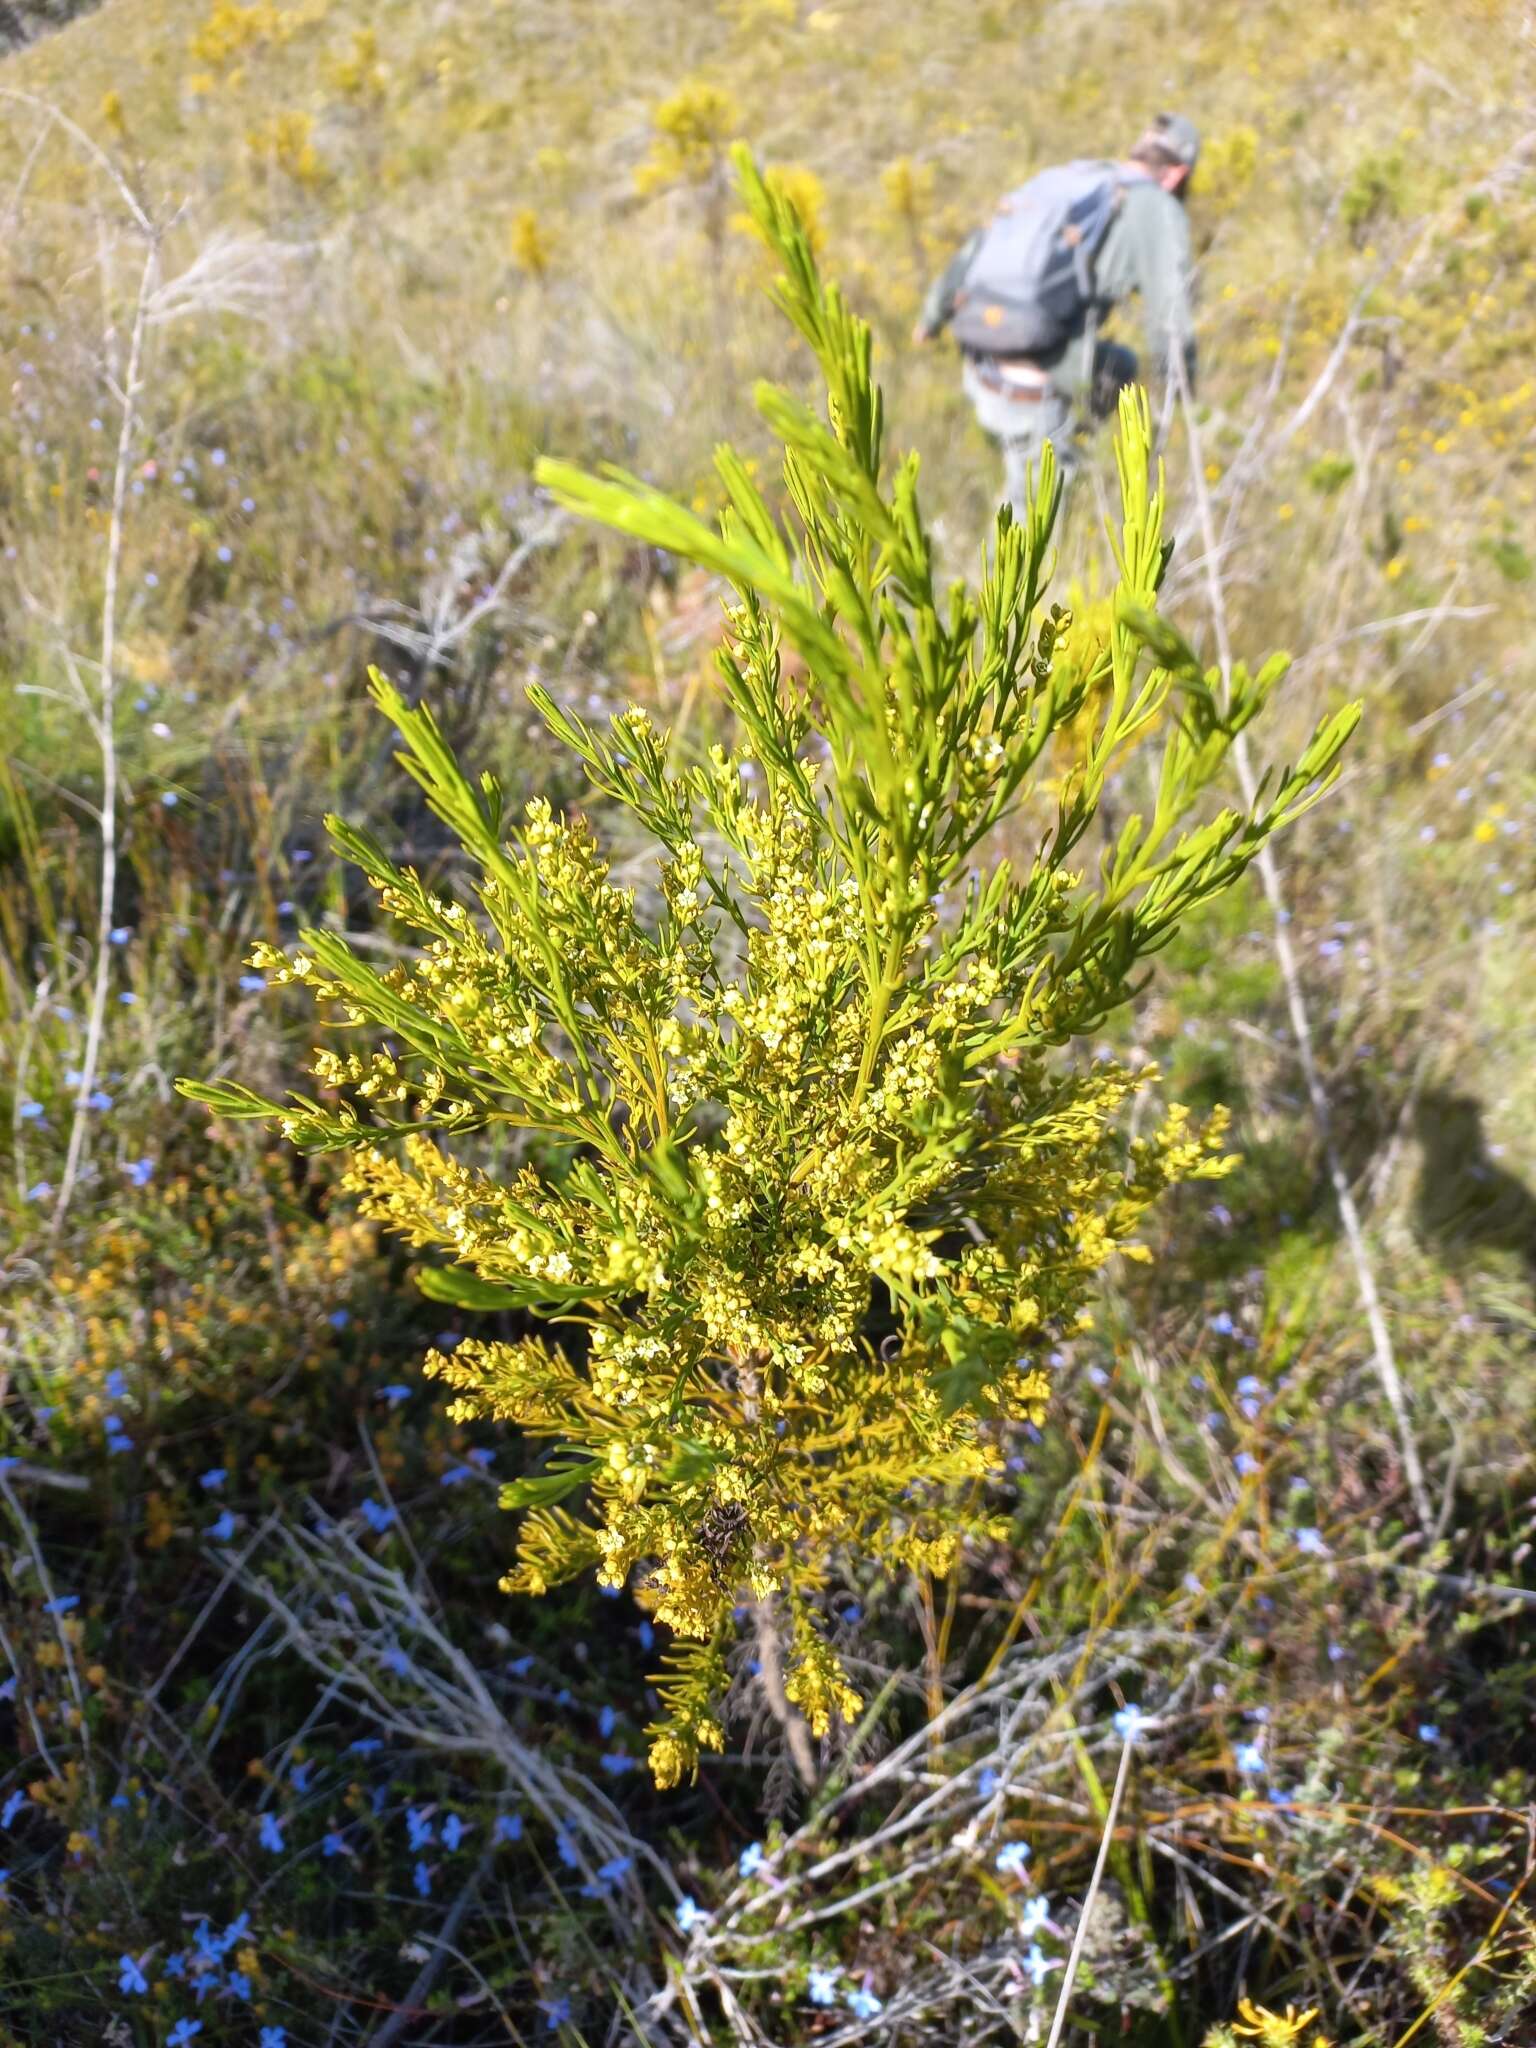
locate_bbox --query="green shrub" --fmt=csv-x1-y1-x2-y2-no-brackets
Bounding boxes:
180,149,1357,1788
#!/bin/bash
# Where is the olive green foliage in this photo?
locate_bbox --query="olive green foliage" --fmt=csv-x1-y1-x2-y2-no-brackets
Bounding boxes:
179,151,1356,1786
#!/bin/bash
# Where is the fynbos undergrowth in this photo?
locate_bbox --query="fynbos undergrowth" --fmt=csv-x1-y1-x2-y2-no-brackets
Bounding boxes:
180,150,1358,1787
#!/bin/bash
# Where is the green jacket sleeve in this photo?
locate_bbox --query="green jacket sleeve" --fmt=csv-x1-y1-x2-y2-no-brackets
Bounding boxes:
917,228,983,341
1117,183,1197,395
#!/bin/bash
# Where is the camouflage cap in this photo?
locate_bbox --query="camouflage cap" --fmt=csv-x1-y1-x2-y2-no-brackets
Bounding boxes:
1147,111,1201,169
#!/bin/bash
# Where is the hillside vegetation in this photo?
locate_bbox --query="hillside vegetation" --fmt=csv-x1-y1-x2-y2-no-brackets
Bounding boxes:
1,0,1534,2043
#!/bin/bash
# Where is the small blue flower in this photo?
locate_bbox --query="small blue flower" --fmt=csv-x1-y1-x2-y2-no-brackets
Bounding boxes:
1024,1943,1060,1988
413,1859,432,1898
494,1812,523,1843
380,1647,412,1677
466,1447,494,1468
226,1971,251,2001
507,1655,534,1677
164,1951,187,1979
168,2022,203,2046
358,1498,397,1533
1295,1526,1329,1557
378,1385,411,1406
599,1752,637,1776
637,1620,655,1651
106,1428,134,1454
25,1181,52,1202
597,1855,632,1887
347,1738,382,1755
1208,1310,1236,1337
442,1813,467,1851
199,1468,227,1491
846,1984,883,2019
117,1953,149,1995
1,1791,28,1828
738,1841,765,1879
260,2030,288,2048
291,1759,312,1793
1234,1451,1260,1477
1019,1894,1051,1938
327,1308,350,1330
675,1894,709,1932
123,1157,154,1186
555,1827,580,1869
807,1965,841,2006
43,1595,79,1615
1234,1742,1266,1775
598,1704,617,1739
406,1808,433,1851
104,1369,128,1399
238,974,267,994
1113,1703,1149,1742
17,1099,43,1121
110,926,133,944
540,1996,571,2032
1418,1723,1440,1744
258,1812,285,1852
978,1768,999,1799
323,1831,347,1857
995,1841,1031,1878
439,1464,473,1485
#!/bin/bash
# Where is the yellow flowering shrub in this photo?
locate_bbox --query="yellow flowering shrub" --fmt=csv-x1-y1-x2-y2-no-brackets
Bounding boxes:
180,151,1357,1787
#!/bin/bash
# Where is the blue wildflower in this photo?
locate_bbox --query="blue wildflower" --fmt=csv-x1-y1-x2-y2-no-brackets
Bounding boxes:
199,1468,227,1491
258,1812,285,1852
539,1996,571,2031
466,1447,494,1468
1024,1943,1060,1988
226,1972,251,2001
1113,1703,1149,1742
995,1841,1031,1878
17,1099,43,1121
439,1464,473,1485
43,1595,79,1615
1,1791,28,1828
238,974,267,994
347,1738,382,1755
507,1655,534,1677
327,1308,350,1330
599,1752,637,1776
738,1841,765,1879
494,1813,523,1843
1418,1723,1440,1744
378,1385,411,1406
259,2031,288,2048
442,1813,467,1851
846,1984,883,2019
1234,1742,1266,1775
637,1620,654,1651
807,1965,841,2006
555,1827,580,1869
978,1768,999,1798
675,1895,709,1932
358,1498,396,1533
413,1859,432,1898
117,1953,149,1995
1234,1451,1260,1478
405,1808,433,1851
598,1704,617,1739
323,1831,347,1857
1295,1527,1329,1557
168,2023,203,2046
1019,1894,1051,1938
597,1855,632,1886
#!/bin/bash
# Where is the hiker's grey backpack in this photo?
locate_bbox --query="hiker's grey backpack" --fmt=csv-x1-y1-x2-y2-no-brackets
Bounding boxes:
948,160,1123,356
